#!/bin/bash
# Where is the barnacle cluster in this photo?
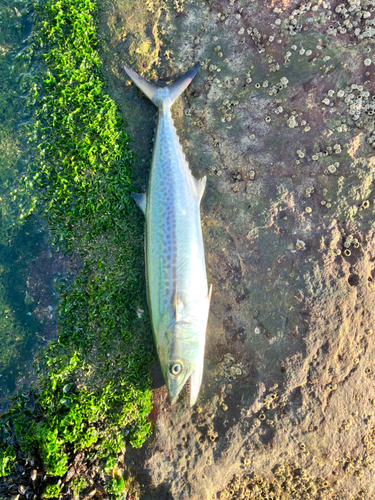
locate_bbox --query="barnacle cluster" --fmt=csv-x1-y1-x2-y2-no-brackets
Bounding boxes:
325,382,338,391
332,2,375,40
261,392,277,410
310,144,342,167
342,233,361,257
220,99,239,123
218,465,333,499
215,353,247,382
207,424,219,443
326,162,340,174
332,84,375,147
339,418,353,433
173,0,184,13
265,76,289,97
288,115,298,128
246,27,265,53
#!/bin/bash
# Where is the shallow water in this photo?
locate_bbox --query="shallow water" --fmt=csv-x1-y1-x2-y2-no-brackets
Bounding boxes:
0,0,57,412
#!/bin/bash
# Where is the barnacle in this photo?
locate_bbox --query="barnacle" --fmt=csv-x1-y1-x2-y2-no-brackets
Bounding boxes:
288,115,298,128
280,77,289,86
296,239,306,250
327,164,337,173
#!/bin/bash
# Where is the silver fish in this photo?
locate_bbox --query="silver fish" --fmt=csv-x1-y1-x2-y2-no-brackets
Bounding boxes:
124,63,211,406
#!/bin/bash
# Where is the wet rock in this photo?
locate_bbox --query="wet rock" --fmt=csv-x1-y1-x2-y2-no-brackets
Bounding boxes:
96,0,375,498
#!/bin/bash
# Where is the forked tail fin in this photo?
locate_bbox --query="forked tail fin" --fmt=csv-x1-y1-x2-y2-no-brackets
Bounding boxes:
123,63,199,109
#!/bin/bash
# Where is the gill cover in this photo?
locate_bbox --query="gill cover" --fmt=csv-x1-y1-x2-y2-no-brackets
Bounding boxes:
162,321,205,406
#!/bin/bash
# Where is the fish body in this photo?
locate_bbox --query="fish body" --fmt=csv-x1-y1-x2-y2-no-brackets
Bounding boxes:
124,63,211,406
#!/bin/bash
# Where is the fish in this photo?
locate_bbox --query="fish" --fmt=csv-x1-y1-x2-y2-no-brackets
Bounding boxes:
123,62,211,406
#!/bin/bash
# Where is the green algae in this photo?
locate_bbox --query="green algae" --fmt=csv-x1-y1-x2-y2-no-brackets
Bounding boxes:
44,484,61,498
0,0,48,410
0,0,154,494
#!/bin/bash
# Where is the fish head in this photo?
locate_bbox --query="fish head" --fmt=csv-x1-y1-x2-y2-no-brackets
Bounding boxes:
160,321,205,407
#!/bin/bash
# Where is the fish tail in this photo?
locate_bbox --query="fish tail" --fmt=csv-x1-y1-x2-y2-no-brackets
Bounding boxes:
163,62,199,107
123,62,199,109
123,64,159,105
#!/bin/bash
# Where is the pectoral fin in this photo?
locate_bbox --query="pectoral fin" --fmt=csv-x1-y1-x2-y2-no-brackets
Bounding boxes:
173,289,184,320
131,192,146,213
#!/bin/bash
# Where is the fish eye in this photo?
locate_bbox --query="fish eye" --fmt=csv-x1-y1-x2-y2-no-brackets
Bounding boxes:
170,361,183,376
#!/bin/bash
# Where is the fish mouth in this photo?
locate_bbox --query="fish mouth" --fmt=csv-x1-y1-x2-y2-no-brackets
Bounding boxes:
168,370,194,405
169,370,199,407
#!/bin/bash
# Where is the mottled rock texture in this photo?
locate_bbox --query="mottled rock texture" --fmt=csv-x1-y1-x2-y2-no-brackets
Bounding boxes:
98,0,375,498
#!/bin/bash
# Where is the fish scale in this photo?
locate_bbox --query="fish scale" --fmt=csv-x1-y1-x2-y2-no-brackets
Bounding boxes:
149,113,204,315
124,62,211,405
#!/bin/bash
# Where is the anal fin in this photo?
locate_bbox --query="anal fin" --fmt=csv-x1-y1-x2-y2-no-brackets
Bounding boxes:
195,175,207,204
207,284,213,304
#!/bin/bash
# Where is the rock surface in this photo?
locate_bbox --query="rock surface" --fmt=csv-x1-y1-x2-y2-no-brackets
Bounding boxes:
98,0,375,498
